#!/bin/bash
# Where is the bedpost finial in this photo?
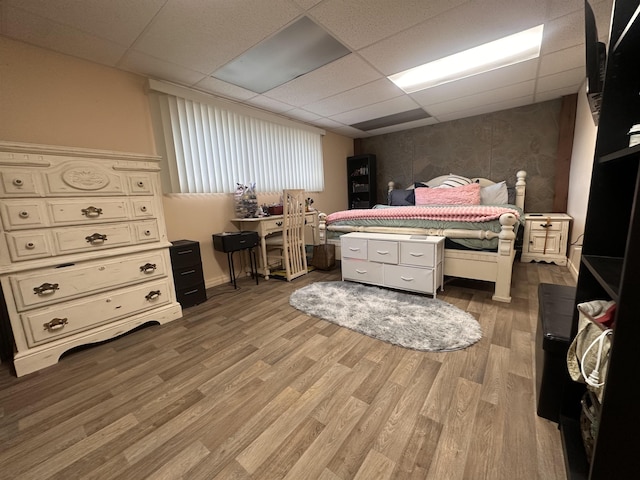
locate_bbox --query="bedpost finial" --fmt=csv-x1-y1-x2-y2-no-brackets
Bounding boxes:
388,181,395,191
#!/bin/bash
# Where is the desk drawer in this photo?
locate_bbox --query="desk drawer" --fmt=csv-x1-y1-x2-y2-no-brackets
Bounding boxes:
400,242,437,267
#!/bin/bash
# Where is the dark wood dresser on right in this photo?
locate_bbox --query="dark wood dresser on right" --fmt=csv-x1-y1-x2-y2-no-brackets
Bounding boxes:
169,240,207,308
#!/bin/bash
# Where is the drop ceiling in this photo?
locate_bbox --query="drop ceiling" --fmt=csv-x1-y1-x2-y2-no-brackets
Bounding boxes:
0,0,614,138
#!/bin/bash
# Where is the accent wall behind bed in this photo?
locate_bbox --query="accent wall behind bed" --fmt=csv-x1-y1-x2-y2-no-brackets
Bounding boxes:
358,99,562,213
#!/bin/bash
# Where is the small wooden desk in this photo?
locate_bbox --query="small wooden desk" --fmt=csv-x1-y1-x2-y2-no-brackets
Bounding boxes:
232,211,319,279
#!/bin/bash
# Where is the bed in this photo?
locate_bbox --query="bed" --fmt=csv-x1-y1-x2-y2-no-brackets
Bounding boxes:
318,171,527,302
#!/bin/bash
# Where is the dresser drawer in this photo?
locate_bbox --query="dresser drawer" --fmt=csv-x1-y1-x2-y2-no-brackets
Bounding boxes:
0,169,41,197
368,239,398,264
44,162,125,195
22,278,172,347
131,198,156,218
9,251,169,311
0,200,47,230
342,258,383,284
400,241,437,268
385,264,434,294
47,198,129,225
4,231,53,261
52,223,134,254
340,236,368,260
127,174,154,195
132,220,160,243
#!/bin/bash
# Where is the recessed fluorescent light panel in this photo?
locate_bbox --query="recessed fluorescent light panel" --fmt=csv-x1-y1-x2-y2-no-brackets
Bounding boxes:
389,24,544,93
350,108,431,131
212,16,351,93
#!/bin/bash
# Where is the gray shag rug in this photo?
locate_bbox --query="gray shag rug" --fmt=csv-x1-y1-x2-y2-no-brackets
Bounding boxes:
289,281,482,352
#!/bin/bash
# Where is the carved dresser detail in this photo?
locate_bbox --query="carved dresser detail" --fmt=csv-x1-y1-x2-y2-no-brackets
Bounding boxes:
0,141,182,376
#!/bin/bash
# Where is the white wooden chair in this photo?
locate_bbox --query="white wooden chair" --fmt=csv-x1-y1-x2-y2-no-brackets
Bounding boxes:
265,189,308,281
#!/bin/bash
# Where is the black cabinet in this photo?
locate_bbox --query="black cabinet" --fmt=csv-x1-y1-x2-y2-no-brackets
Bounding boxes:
560,2,640,478
169,240,207,308
347,154,377,209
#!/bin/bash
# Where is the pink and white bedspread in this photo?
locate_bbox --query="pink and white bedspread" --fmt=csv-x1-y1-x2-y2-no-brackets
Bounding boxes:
326,205,521,224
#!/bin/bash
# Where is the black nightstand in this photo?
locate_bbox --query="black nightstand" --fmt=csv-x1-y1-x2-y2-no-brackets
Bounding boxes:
169,240,207,308
213,231,260,289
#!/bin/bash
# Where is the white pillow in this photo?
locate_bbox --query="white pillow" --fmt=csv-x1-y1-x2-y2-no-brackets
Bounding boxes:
441,173,473,188
480,181,508,204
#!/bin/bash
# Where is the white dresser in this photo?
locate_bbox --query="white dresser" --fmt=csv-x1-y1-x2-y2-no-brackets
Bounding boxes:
520,213,572,266
340,232,445,297
0,142,182,376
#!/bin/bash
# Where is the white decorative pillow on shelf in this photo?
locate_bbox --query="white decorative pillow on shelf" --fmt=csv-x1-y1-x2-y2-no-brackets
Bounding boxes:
480,181,509,204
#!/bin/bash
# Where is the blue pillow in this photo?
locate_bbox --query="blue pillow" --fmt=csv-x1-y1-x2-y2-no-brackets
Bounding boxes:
389,189,415,206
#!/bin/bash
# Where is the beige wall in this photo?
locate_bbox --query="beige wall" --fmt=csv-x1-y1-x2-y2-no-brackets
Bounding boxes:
0,36,353,288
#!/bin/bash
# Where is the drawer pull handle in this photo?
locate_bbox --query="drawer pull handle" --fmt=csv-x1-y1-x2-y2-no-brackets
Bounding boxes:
81,206,103,218
355,269,367,274
145,290,161,301
140,206,148,212
140,263,157,273
376,250,389,255
178,250,193,255
43,317,68,331
137,181,145,188
184,289,199,295
19,210,30,218
25,242,36,250
276,221,283,227
33,282,60,295
348,247,360,251
12,178,24,187
86,233,107,244
181,269,196,275
400,276,415,282
143,230,152,236
409,252,424,257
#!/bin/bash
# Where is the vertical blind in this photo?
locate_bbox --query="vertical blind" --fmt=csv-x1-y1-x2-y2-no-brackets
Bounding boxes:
161,95,324,194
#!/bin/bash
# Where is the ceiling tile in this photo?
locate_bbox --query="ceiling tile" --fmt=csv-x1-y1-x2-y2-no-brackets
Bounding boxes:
409,59,538,107
246,95,295,114
131,0,302,74
424,81,535,117
435,96,533,123
536,67,584,93
358,0,547,76
541,9,583,55
193,77,258,101
309,0,468,50
264,54,383,106
538,44,584,77
303,79,404,117
2,5,126,66
118,51,208,86
3,0,166,46
330,95,422,125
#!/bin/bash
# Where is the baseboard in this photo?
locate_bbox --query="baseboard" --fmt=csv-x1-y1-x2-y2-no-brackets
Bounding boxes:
568,246,582,282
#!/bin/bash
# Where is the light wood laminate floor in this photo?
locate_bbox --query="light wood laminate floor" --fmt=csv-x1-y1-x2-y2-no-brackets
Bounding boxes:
0,261,574,479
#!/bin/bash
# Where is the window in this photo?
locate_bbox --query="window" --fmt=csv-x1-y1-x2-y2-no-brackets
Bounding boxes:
148,80,325,194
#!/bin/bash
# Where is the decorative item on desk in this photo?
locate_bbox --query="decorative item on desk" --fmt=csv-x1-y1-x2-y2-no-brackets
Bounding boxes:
306,197,314,211
628,124,640,147
268,204,283,215
234,182,258,218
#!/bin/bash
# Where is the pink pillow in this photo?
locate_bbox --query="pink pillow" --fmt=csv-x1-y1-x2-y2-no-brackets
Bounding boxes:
415,183,481,205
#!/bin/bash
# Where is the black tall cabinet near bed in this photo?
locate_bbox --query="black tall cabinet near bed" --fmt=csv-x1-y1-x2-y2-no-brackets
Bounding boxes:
347,154,376,209
560,1,640,478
